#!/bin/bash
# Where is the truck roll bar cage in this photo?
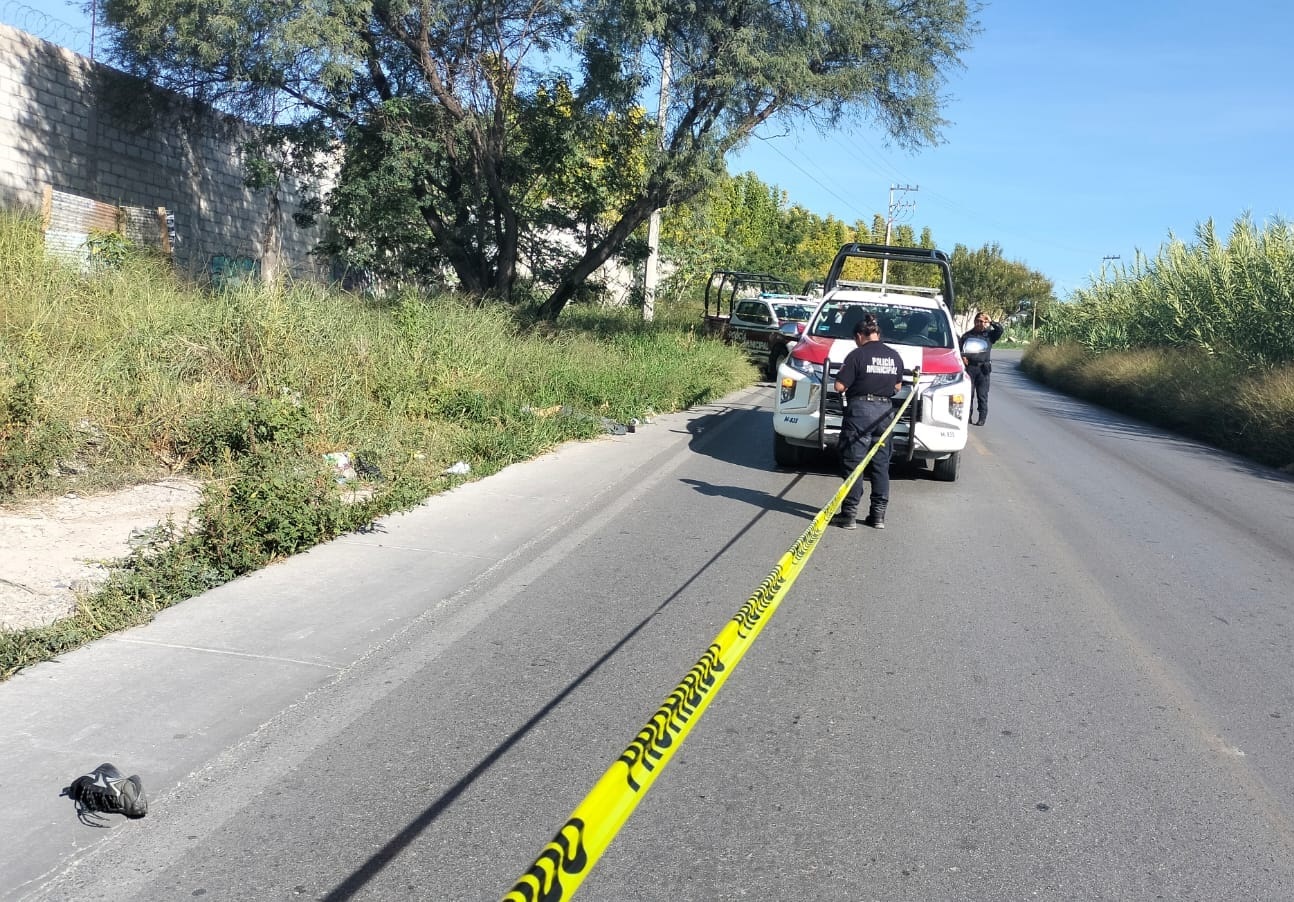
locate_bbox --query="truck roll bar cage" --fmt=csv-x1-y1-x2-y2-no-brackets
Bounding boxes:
822,243,956,314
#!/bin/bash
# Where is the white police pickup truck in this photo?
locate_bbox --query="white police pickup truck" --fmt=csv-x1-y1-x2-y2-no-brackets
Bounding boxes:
772,243,971,480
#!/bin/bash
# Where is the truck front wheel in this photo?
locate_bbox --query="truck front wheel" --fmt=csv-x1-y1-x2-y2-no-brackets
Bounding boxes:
773,432,806,468
767,346,790,380
931,451,960,482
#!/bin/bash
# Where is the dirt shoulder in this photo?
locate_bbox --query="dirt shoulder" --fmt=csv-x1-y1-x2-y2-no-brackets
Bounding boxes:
0,478,204,632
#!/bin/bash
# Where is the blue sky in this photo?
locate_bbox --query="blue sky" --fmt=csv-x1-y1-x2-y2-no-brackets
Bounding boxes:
729,0,1294,295
7,0,1291,297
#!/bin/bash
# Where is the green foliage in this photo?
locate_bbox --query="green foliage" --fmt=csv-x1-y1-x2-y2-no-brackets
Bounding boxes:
950,242,1056,319
85,229,134,270
1039,216,1294,366
195,449,371,575
0,421,75,497
658,168,999,308
100,0,978,318
0,211,758,677
1019,216,1294,473
0,350,80,496
660,172,791,288
0,355,38,426
178,393,314,465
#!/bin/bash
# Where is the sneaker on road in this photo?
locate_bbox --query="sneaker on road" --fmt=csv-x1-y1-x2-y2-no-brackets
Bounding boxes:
63,762,148,824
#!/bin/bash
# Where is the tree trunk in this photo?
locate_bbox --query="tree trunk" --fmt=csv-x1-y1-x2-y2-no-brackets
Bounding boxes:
537,196,659,320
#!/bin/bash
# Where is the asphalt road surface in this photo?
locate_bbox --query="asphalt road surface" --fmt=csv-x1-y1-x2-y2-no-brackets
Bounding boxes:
8,351,1294,901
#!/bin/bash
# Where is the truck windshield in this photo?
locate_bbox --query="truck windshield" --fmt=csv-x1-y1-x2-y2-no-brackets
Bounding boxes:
772,303,813,322
810,302,952,348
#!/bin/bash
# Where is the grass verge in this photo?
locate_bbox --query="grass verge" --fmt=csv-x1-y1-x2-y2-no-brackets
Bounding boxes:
1021,343,1294,471
0,212,757,679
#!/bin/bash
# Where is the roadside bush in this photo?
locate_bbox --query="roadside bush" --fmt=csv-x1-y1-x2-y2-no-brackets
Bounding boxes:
1228,364,1294,469
1023,215,1294,472
177,393,314,464
0,356,38,426
194,449,379,576
0,452,389,680
0,421,77,498
0,353,69,497
1017,342,1089,385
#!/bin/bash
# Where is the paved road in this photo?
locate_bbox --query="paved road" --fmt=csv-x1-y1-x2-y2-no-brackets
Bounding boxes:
6,353,1294,901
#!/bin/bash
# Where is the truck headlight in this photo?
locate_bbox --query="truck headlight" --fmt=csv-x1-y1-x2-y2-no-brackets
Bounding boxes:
788,356,821,380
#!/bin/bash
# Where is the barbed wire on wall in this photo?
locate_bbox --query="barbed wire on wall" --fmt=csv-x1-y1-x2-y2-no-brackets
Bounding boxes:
1,0,92,57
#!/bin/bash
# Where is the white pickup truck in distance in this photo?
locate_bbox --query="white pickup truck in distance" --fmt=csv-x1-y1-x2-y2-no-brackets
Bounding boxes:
702,271,816,379
772,243,972,481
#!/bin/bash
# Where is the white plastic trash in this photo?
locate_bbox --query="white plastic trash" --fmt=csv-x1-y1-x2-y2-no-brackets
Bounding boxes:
322,451,357,483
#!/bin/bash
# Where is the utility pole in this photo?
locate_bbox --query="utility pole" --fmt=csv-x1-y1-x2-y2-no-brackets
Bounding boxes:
881,184,918,287
1100,254,1121,280
642,47,671,323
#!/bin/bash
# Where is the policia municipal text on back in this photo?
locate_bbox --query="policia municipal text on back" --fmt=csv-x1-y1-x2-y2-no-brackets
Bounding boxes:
831,314,904,530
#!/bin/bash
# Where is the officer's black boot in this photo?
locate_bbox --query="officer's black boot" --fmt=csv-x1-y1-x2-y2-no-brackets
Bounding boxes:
864,502,886,529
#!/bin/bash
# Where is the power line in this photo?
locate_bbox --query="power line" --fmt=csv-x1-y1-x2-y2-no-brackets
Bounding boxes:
751,136,875,220
753,129,1109,264
828,132,910,185
825,131,1108,258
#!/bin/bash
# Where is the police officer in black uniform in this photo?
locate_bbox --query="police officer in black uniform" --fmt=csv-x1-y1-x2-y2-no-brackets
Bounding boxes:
960,312,1004,425
832,314,905,530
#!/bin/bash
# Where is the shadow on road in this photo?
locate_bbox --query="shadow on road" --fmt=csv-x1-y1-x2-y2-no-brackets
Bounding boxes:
678,477,821,519
677,397,772,471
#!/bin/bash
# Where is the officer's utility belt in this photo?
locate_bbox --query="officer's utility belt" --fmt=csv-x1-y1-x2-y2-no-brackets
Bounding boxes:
850,394,892,402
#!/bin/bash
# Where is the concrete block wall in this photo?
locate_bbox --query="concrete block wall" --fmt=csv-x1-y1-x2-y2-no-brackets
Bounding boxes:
0,23,325,281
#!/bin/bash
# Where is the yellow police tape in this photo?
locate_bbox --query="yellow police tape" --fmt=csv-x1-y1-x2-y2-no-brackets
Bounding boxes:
503,373,920,902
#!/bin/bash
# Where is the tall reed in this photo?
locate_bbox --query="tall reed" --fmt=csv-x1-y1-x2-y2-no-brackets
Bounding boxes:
1040,215,1294,367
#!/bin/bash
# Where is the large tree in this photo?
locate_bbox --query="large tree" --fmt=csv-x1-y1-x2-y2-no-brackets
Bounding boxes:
100,0,978,318
950,242,1056,320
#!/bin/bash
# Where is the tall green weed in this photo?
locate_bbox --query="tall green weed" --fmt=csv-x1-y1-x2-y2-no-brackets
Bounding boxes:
1040,216,1294,365
0,210,756,677
1026,215,1294,469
